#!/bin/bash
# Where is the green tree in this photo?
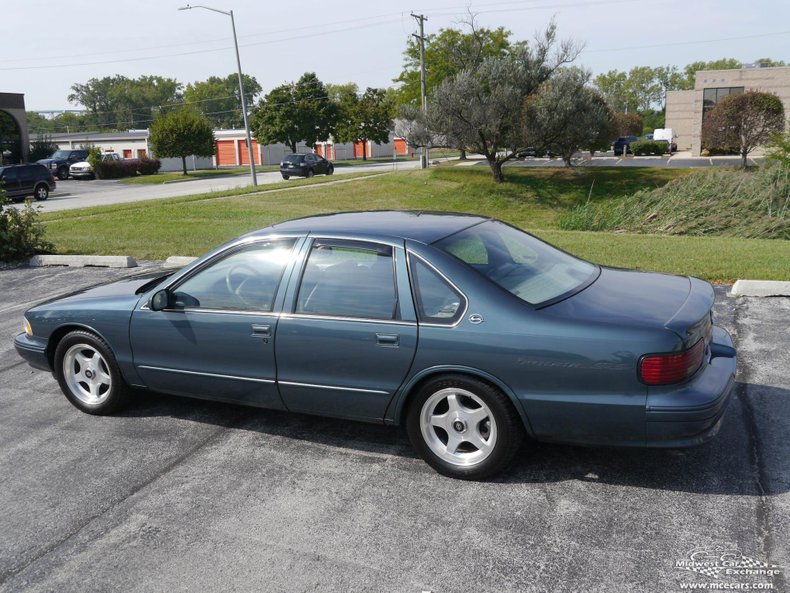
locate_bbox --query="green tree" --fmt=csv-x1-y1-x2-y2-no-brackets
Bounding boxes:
523,68,614,166
183,74,261,129
593,66,663,113
428,23,580,183
149,109,215,175
29,135,59,162
702,91,785,168
334,87,394,160
250,73,335,153
681,59,741,89
68,75,182,130
613,112,643,137
394,23,513,107
755,58,787,68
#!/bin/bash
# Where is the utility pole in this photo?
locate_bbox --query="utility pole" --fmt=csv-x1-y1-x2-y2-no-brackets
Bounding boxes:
411,12,428,169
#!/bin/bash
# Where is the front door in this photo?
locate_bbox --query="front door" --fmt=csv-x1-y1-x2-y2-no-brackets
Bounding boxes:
129,238,299,408
276,239,418,421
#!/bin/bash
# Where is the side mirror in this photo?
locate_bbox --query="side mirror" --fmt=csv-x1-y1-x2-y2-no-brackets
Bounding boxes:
150,289,171,311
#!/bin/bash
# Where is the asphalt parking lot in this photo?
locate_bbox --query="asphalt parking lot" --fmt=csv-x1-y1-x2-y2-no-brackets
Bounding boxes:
1,265,788,592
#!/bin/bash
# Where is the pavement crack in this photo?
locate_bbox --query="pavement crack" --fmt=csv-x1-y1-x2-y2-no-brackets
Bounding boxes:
0,414,245,586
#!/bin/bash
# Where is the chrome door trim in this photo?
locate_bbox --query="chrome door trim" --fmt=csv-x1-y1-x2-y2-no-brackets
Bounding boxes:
137,365,276,384
280,312,416,326
278,380,389,395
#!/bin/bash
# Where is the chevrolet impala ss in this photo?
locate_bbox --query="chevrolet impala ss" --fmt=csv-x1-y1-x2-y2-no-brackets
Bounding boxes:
14,211,737,479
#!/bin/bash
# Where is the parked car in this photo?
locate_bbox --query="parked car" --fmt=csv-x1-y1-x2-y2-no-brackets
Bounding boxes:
69,152,122,180
653,128,678,152
14,211,736,480
37,150,89,180
280,153,334,180
612,136,639,156
0,163,56,201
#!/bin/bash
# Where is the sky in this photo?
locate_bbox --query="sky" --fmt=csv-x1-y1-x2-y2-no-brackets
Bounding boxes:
4,0,789,112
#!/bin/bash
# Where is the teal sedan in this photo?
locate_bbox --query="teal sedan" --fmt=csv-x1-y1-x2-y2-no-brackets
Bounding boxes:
14,211,737,479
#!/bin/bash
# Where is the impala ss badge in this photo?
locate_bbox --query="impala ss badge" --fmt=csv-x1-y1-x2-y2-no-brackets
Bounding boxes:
468,314,484,324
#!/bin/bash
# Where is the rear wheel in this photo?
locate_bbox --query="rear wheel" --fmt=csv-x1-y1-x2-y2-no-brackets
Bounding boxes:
406,375,524,480
54,330,131,415
34,184,49,201
305,169,314,178
281,174,290,180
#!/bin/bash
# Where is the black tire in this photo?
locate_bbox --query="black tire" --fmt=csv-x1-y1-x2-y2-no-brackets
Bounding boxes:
54,330,131,415
327,164,334,176
57,167,69,180
281,174,290,180
33,184,49,201
406,374,524,480
305,169,314,178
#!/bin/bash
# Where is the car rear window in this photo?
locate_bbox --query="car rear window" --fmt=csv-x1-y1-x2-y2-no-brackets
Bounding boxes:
283,155,305,163
435,221,597,307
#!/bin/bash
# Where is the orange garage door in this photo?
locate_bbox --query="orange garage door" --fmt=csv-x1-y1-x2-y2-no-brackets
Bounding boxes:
393,139,408,156
216,140,236,167
238,140,260,165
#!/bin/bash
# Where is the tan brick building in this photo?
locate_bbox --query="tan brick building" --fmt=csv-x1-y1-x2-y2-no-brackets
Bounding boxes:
665,66,790,155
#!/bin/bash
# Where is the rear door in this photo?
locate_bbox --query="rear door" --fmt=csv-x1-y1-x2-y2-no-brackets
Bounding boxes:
0,168,20,198
17,166,34,197
275,238,418,421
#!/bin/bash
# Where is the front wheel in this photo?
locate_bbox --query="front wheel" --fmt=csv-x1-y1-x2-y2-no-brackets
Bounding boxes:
406,375,524,480
305,169,314,178
326,165,334,176
34,184,49,201
57,167,69,180
281,174,290,180
54,330,131,415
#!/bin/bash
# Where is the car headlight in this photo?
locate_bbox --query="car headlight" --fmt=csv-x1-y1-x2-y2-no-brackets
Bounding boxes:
23,317,32,336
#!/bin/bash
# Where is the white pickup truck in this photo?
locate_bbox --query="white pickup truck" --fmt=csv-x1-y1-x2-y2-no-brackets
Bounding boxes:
69,152,123,180
653,129,678,153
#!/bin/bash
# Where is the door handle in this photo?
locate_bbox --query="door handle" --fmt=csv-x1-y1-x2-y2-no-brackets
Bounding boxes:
251,324,271,338
376,333,399,347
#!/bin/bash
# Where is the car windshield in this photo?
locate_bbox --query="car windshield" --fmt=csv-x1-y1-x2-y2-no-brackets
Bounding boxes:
50,151,70,159
435,221,597,306
283,155,304,163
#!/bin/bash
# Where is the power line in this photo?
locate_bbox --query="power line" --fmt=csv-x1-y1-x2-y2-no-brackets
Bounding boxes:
584,30,790,53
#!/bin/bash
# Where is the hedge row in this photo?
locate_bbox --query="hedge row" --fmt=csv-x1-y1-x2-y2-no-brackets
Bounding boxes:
630,140,669,156
96,157,162,179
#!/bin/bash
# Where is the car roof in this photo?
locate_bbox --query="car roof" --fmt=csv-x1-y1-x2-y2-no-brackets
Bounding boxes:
251,210,490,244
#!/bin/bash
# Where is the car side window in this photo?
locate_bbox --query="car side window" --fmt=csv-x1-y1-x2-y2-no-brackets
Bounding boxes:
409,256,465,325
171,239,296,312
295,240,398,320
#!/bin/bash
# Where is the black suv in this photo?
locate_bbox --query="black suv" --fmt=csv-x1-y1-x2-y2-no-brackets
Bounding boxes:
37,149,89,180
0,164,56,201
612,136,638,156
280,153,334,180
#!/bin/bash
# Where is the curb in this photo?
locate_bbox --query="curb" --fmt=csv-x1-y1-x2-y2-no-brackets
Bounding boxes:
730,280,790,297
29,255,137,268
164,256,198,269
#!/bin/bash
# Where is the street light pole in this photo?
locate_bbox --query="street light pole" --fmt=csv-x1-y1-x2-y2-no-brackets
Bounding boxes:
178,4,258,186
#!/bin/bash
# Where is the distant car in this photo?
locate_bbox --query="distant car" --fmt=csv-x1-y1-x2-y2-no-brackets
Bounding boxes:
37,150,89,180
0,164,56,201
14,211,737,480
645,133,654,141
612,136,639,156
280,153,334,180
653,128,678,153
69,152,122,180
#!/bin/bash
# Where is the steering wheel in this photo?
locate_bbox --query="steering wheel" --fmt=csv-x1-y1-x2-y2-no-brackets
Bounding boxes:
225,263,259,307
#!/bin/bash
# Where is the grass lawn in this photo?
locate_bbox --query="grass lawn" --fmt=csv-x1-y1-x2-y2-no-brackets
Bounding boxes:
120,166,279,185
41,166,790,282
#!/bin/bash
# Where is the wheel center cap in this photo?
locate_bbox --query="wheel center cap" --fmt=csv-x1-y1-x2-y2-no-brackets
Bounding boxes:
452,419,467,433
85,369,94,379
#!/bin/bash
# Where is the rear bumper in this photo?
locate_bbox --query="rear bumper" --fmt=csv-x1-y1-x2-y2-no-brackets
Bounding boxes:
14,333,51,371
644,325,737,447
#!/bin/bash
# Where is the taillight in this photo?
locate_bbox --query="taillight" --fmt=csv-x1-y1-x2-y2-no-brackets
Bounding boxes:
639,340,706,385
